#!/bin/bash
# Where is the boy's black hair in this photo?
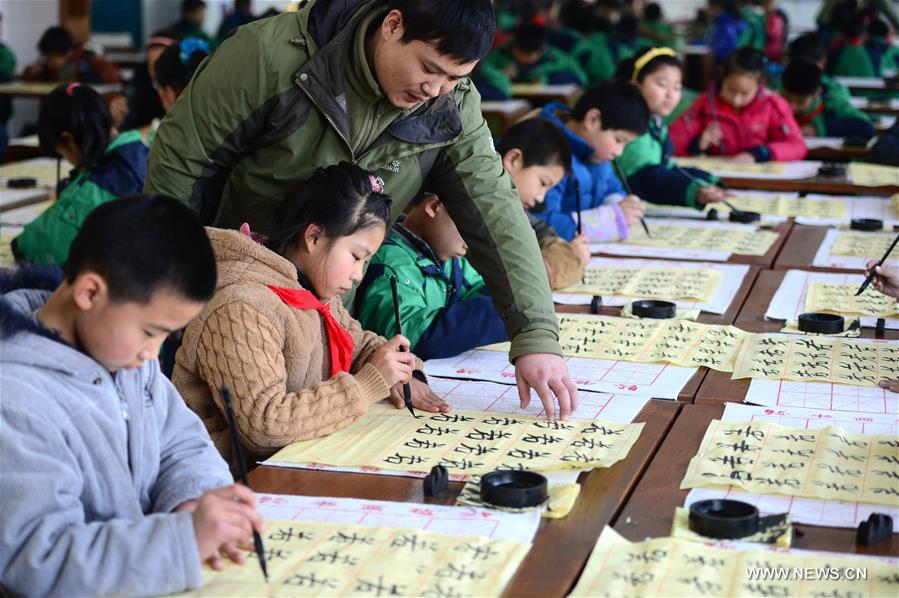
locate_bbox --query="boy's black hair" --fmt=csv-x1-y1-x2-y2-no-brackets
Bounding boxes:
182,0,206,14
388,0,495,63
155,38,209,95
38,84,111,170
235,0,252,11
708,0,741,16
37,26,74,56
266,162,393,255
781,59,822,97
559,0,594,35
720,46,766,80
867,18,889,38
514,23,548,53
64,194,217,304
147,28,182,48
613,46,682,82
643,3,663,21
839,13,866,38
616,13,639,39
572,80,650,135
788,32,825,63
496,118,573,174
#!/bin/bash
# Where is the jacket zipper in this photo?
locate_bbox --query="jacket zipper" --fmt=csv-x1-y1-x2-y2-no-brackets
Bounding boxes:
296,78,355,161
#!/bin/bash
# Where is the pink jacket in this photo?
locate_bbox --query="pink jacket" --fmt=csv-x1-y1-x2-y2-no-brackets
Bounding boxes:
670,86,807,162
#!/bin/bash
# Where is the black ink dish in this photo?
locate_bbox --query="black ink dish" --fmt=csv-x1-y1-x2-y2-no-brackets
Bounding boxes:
631,300,677,319
850,218,883,232
480,470,548,508
797,312,845,334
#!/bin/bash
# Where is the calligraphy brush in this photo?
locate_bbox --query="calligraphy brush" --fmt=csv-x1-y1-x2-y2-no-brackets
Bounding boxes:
856,233,899,296
574,178,582,235
389,276,415,416
220,385,269,582
612,159,650,238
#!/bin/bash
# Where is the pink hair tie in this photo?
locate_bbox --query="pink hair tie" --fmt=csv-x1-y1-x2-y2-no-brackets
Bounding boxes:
369,174,385,194
65,82,81,96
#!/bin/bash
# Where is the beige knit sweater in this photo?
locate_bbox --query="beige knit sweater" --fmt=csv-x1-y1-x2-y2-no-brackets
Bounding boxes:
174,228,412,467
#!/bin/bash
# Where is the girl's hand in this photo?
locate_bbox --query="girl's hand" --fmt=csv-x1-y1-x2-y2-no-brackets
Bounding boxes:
731,152,755,164
570,234,591,265
698,123,723,151
370,335,416,387
618,195,645,226
864,260,899,299
696,185,726,204
388,379,451,413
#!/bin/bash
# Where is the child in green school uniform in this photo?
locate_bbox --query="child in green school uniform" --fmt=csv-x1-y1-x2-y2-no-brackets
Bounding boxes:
777,33,853,104
864,19,899,76
143,37,210,146
484,22,588,87
639,3,678,48
12,84,147,266
828,14,877,78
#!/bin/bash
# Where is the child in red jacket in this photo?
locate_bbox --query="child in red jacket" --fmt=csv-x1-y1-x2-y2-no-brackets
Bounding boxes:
670,47,806,163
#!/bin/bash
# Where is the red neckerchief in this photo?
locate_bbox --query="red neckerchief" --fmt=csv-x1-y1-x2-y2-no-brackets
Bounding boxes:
267,285,354,377
796,98,825,126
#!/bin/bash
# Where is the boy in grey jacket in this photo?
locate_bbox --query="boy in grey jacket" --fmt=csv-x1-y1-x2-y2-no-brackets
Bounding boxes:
0,195,263,596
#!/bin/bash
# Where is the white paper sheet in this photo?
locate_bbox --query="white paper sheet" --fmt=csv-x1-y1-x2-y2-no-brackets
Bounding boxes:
425,349,697,399
255,493,542,544
850,97,899,109
812,228,899,270
682,403,899,531
0,188,49,210
480,99,530,114
744,378,898,414
766,269,899,330
552,257,750,315
643,190,792,225
0,157,63,188
836,76,886,89
795,194,899,227
8,134,39,147
803,136,846,150
673,159,823,180
589,218,766,261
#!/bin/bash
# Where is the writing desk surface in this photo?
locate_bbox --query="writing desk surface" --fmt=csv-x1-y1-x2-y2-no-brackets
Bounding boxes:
721,174,899,196
249,399,681,598
804,145,870,162
509,83,581,105
775,224,899,273
695,269,898,405
613,403,899,557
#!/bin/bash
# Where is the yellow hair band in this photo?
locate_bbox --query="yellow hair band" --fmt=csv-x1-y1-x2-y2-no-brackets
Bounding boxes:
632,47,677,81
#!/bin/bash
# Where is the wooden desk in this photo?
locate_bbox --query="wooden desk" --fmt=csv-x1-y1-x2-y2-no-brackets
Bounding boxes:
510,83,581,106
105,50,146,68
249,400,681,597
695,269,899,405
773,224,899,273
481,99,532,135
721,174,899,196
836,76,899,94
804,145,870,162
0,81,123,98
0,188,50,213
853,98,899,117
613,403,899,556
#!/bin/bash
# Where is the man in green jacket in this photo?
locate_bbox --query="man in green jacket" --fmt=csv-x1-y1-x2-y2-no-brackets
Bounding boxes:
145,0,577,419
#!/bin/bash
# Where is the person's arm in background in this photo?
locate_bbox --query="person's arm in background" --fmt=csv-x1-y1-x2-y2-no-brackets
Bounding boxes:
747,94,807,162
669,93,710,156
534,176,578,241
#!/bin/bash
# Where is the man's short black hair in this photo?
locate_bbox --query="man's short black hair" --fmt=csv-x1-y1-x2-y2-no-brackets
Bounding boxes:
182,0,206,14
389,0,495,63
497,118,572,174
868,18,889,38
644,3,663,21
782,59,822,97
64,194,216,304
839,13,866,38
572,80,650,135
514,23,548,54
38,26,74,56
788,32,825,63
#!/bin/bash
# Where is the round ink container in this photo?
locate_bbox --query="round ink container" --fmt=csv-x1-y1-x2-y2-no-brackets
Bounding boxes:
7,177,36,189
797,312,845,334
689,499,760,539
631,300,677,319
728,209,761,223
480,470,548,508
850,218,883,232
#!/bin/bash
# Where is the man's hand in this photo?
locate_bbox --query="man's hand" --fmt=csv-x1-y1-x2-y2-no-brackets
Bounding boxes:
388,378,451,413
515,353,578,420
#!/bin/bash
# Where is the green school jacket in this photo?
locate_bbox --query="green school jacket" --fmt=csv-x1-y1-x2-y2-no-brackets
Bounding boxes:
145,0,561,360
482,45,588,87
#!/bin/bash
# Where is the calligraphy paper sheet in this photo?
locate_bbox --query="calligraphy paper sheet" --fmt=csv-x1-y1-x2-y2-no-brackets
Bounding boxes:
744,378,898,414
553,258,750,315
556,262,722,301
766,269,899,330
805,282,898,317
267,403,644,476
850,162,899,187
0,157,63,188
183,519,530,597
680,419,899,506
813,229,899,270
684,403,899,530
484,314,749,372
590,218,779,260
674,157,822,179
714,194,847,221
796,194,899,227
569,526,898,597
425,348,698,399
644,191,793,224
733,334,899,387
254,493,541,544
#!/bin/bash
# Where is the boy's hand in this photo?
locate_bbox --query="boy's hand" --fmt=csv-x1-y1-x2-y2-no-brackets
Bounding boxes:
731,152,755,164
879,379,899,393
618,195,645,226
370,335,416,387
699,123,723,151
193,484,264,569
388,378,451,413
864,260,899,299
696,185,726,204
570,234,591,265
800,124,817,136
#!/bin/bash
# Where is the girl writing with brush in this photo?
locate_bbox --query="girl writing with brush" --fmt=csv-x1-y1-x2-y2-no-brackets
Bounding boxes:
864,259,899,393
174,162,449,469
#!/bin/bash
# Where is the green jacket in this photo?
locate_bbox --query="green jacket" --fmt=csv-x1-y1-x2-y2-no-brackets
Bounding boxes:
14,131,148,265
355,224,506,360
482,44,588,87
794,94,874,139
145,0,560,360
740,8,766,51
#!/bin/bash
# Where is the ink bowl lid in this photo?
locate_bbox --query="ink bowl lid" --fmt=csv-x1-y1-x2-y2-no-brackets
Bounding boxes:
798,312,845,334
631,300,677,319
728,209,761,223
850,218,884,232
689,499,760,539
480,470,548,508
